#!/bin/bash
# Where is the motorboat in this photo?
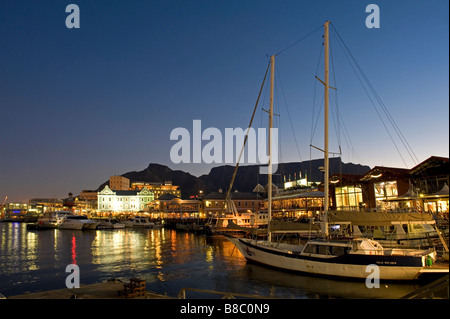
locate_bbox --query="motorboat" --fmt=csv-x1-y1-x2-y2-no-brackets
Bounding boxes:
36,211,65,229
57,211,99,230
95,218,126,229
124,216,155,228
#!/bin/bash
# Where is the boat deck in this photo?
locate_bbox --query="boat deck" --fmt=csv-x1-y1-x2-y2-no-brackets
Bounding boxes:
420,260,449,274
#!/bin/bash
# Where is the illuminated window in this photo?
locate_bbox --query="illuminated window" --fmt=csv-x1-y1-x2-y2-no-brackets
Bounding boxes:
335,185,363,210
374,181,398,209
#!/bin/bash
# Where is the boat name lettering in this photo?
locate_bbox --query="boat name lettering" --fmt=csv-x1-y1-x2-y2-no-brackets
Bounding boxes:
375,261,397,265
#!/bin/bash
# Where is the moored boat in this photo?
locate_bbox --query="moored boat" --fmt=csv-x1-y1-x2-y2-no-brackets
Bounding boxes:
57,212,99,230
229,236,445,281
227,21,448,281
95,218,126,229
36,212,65,229
124,216,155,228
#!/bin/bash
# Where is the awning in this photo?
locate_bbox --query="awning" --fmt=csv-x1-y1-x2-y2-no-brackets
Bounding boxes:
269,220,321,233
423,183,449,199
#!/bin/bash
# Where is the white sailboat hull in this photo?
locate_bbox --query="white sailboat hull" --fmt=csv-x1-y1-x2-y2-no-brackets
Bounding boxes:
229,237,441,281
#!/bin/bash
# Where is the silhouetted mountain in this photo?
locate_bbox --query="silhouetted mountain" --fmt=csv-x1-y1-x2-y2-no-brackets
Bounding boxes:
199,157,370,195
97,158,370,199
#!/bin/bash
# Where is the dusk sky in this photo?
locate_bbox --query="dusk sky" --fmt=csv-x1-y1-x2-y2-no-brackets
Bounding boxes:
0,0,448,202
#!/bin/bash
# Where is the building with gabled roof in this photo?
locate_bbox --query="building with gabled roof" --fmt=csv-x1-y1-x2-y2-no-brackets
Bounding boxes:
97,185,154,214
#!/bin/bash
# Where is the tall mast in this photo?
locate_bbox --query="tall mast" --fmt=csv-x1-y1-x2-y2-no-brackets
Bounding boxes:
268,54,275,243
323,21,330,238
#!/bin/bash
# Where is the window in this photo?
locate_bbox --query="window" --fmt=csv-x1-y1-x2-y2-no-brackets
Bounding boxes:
331,246,347,256
374,181,398,208
303,244,317,254
318,245,330,255
335,185,363,210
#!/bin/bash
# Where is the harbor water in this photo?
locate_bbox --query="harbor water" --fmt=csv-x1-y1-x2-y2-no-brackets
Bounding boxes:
0,222,429,299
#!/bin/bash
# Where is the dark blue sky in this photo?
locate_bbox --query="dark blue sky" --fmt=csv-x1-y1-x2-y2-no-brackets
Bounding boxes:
1,0,448,201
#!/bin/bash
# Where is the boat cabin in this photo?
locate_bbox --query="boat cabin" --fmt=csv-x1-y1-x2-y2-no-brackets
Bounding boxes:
301,238,384,257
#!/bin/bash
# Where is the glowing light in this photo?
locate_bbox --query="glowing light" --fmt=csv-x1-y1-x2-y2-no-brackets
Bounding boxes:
71,234,77,265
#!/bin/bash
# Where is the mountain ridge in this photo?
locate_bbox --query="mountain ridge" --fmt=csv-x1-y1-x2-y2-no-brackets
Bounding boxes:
97,158,370,199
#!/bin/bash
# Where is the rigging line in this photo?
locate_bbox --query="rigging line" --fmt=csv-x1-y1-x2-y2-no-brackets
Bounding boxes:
329,36,341,148
329,39,363,164
275,25,323,56
330,22,419,166
329,94,364,164
310,44,323,146
340,45,408,167
275,68,303,162
221,60,271,214
330,23,409,168
329,95,341,152
311,92,325,144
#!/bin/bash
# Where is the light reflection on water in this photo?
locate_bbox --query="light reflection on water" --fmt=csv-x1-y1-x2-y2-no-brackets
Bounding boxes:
0,222,423,298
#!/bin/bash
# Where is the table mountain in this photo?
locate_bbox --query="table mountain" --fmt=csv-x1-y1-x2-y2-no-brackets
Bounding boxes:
97,158,370,199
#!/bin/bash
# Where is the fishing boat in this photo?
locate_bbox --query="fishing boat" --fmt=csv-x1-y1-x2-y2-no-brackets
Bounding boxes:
228,21,448,281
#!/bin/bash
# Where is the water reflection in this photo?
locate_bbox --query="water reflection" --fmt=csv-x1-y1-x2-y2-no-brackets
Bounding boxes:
0,223,425,298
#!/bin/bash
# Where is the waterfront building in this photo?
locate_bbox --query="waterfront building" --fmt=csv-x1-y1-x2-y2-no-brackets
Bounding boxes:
109,176,130,191
97,185,154,214
131,181,181,199
203,189,263,217
75,190,98,214
359,166,410,211
409,156,449,217
261,188,328,219
329,156,449,216
79,190,98,201
151,193,203,219
28,198,64,213
329,174,365,211
2,202,29,221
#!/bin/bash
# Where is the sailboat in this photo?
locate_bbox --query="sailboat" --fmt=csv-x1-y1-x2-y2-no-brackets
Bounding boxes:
228,21,448,281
